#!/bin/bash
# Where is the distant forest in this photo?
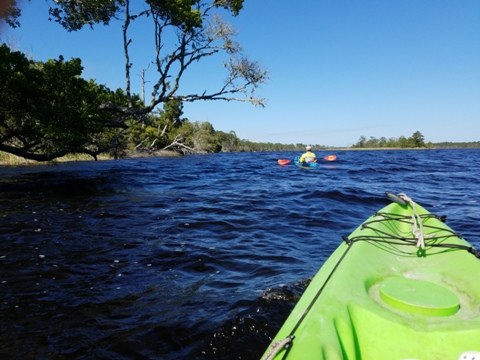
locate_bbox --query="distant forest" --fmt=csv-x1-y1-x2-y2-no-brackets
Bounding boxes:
193,131,480,153
431,141,480,148
350,131,480,149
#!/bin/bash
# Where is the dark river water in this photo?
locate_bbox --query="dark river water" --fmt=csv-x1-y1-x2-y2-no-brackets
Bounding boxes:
1,149,479,359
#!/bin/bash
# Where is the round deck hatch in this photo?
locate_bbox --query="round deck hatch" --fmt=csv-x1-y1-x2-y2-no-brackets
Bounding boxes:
379,277,460,317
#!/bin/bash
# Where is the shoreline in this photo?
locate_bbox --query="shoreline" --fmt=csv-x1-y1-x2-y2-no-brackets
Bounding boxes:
1,147,478,166
0,149,181,166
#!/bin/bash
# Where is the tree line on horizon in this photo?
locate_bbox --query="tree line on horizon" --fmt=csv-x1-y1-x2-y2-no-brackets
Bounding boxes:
350,132,480,149
351,131,431,149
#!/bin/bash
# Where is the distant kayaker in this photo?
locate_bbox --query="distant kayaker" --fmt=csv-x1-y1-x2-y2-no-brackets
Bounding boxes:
299,145,317,164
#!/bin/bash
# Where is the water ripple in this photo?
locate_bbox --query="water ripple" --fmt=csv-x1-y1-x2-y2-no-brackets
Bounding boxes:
1,149,479,359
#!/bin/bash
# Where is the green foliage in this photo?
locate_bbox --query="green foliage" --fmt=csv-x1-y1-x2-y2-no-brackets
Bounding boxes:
174,120,219,152
0,44,261,160
48,0,121,31
147,0,202,31
125,99,185,151
351,131,430,149
433,141,480,148
0,44,131,161
411,131,425,147
215,130,239,152
46,0,215,33
47,0,244,32
231,141,324,152
162,99,184,127
217,0,244,16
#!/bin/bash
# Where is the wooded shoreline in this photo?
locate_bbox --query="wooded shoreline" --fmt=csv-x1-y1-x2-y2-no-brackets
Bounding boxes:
2,146,479,166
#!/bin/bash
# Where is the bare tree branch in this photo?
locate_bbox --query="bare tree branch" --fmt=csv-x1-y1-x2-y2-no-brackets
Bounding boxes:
122,1,268,113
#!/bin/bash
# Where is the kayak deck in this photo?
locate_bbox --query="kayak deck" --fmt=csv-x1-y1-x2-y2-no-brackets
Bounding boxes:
263,194,480,359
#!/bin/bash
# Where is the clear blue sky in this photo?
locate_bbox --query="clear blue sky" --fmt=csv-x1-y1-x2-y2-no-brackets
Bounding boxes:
2,0,479,147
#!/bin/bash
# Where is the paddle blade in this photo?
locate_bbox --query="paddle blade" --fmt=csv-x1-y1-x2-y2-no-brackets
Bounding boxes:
323,155,337,161
278,159,291,165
